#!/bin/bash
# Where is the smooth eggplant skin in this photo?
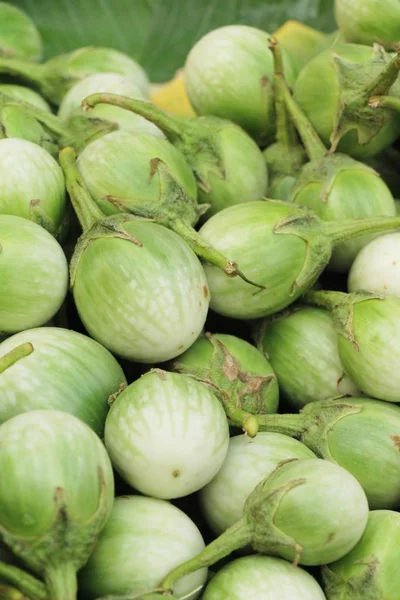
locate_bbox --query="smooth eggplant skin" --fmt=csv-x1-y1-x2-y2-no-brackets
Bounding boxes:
73,220,209,363
197,124,268,218
292,160,396,272
58,73,163,137
324,510,400,600
0,327,126,436
335,0,400,48
338,297,400,402
258,306,360,409
0,215,68,334
79,495,207,600
260,458,369,565
104,371,229,499
0,138,67,228
184,25,296,145
0,410,114,573
199,201,308,319
293,44,400,159
77,130,197,216
348,232,400,298
199,433,315,536
203,555,326,600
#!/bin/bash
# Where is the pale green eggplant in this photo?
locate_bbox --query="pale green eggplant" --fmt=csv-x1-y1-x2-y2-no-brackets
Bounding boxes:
79,496,207,600
104,370,229,499
0,215,68,334
0,410,114,600
81,92,268,218
184,25,296,145
199,432,315,535
172,332,279,436
323,510,400,599
0,327,126,435
257,306,360,409
305,289,400,402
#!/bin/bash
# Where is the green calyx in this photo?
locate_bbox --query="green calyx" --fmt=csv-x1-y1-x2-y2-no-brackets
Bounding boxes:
83,92,228,186
69,214,145,287
263,38,307,190
290,153,379,203
255,396,362,454
330,45,400,152
304,290,383,350
275,203,400,295
323,558,381,600
0,469,110,600
172,332,277,437
0,92,117,154
244,466,306,564
64,128,263,288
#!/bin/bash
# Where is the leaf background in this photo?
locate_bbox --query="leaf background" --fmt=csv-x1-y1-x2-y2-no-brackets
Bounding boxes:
11,0,335,81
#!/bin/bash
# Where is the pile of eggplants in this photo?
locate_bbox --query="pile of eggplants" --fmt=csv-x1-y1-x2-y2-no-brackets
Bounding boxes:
2,3,400,599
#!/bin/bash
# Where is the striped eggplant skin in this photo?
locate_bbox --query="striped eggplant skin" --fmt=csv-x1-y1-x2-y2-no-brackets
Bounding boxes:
203,555,326,600
0,3,42,61
184,25,296,146
338,296,400,402
0,138,67,229
0,327,127,436
198,201,309,319
73,220,209,363
76,130,197,217
323,510,400,600
58,73,163,138
258,306,360,409
104,370,230,499
79,495,207,600
249,458,369,565
0,215,68,334
335,0,400,48
0,410,114,596
291,155,396,272
199,433,315,536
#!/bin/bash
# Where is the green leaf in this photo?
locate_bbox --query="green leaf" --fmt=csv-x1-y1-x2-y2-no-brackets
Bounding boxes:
11,0,335,82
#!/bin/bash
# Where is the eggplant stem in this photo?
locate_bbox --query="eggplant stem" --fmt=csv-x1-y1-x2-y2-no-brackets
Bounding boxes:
363,48,400,98
45,562,77,600
160,517,253,592
368,95,400,111
0,342,34,374
59,146,105,232
276,73,327,162
323,214,400,245
0,561,48,600
171,219,265,289
268,37,299,151
81,93,183,139
257,412,306,437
